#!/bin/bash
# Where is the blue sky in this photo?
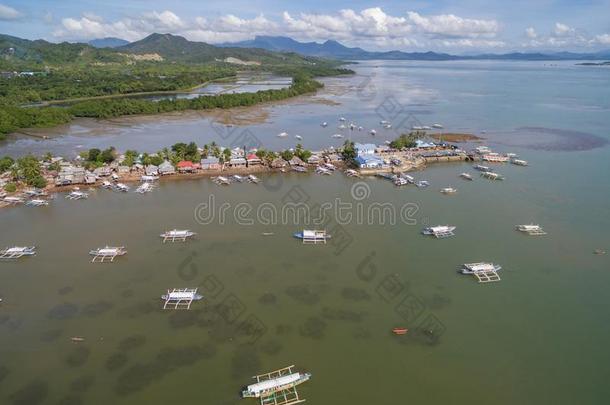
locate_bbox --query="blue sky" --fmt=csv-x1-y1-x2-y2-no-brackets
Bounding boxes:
1,0,610,52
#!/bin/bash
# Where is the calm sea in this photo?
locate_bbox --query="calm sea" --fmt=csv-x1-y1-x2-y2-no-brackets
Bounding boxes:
1,60,609,405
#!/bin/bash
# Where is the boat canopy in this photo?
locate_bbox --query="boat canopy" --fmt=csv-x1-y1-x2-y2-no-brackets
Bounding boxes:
246,373,303,396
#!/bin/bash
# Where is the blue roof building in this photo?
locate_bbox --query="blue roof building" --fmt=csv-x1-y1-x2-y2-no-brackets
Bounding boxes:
355,155,385,169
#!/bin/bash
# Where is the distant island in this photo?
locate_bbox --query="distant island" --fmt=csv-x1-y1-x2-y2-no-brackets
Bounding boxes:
576,61,610,66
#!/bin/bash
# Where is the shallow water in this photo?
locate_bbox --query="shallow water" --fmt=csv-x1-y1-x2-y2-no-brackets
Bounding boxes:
1,60,610,404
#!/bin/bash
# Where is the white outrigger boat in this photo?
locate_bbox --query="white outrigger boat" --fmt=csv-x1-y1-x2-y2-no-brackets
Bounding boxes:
294,135,302,140
161,288,203,310
3,196,24,204
135,182,154,194
0,246,36,260
247,175,260,184
481,172,504,180
331,133,343,139
422,225,456,238
24,189,47,197
26,199,49,207
277,132,288,138
474,146,492,154
394,177,409,186
345,169,360,178
293,230,330,244
66,190,89,200
101,180,113,189
516,224,547,235
141,174,159,182
315,166,332,175
440,187,457,194
370,129,377,135
160,229,196,243
460,262,502,283
460,173,473,180
511,159,528,166
473,164,492,172
113,183,130,192
321,122,328,127
231,175,245,183
416,180,430,188
482,153,510,163
212,176,231,185
432,123,443,129
241,365,311,401
89,246,127,263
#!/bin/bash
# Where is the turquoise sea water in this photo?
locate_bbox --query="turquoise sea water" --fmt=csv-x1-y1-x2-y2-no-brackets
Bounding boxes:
1,61,609,404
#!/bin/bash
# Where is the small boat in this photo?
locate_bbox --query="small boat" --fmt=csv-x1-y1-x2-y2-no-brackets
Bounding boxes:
358,126,363,131
114,183,129,192
416,180,430,188
380,120,389,125
323,163,336,171
370,129,377,135
26,199,49,207
339,117,346,122
481,172,504,180
331,134,343,139
261,232,274,236
101,181,113,189
212,176,230,185
460,262,502,274
394,177,409,186
141,175,159,182
511,159,528,166
440,187,457,194
460,173,473,180
412,126,423,131
515,224,546,235
400,174,414,183
3,196,24,204
345,169,360,178
473,164,492,172
0,246,36,260
160,229,196,242
70,337,85,343
383,124,392,129
475,146,491,154
421,126,432,130
231,175,245,183
338,124,346,130
482,153,509,163
432,124,443,129
247,175,260,184
277,132,288,138
294,135,303,140
24,189,47,197
422,225,456,238
292,166,307,173
315,166,332,175
349,123,356,130
294,230,331,244
135,182,154,194
505,153,518,158
66,191,88,200
392,328,408,335
89,246,127,263
242,368,311,399
321,122,328,127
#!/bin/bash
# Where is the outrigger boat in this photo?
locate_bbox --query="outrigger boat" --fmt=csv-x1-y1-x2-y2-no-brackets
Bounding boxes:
0,246,36,260
241,365,311,404
135,182,154,194
432,123,443,129
141,174,159,182
482,153,510,163
315,166,332,175
161,288,203,310
247,175,260,184
321,122,328,127
212,176,231,185
481,172,504,180
394,177,409,186
277,132,288,138
160,229,196,243
231,175,245,183
460,173,473,180
66,191,89,200
392,328,409,335
422,225,456,238
101,181,113,189
416,180,430,188
516,224,547,235
460,262,502,274
293,230,330,244
345,169,360,178
114,183,130,192
26,199,49,207
511,159,528,166
331,133,343,139
440,187,457,194
473,164,492,172
89,246,127,263
3,196,24,204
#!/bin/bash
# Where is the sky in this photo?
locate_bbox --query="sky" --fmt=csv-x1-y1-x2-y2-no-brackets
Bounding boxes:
1,0,610,53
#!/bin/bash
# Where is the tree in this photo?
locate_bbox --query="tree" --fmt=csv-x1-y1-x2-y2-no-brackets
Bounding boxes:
87,148,101,162
341,140,356,162
4,182,17,193
99,147,116,163
280,150,294,161
0,156,14,173
221,148,232,163
124,149,138,166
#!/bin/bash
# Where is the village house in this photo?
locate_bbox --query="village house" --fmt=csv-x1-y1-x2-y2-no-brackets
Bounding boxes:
229,157,247,168
200,157,221,170
307,154,321,165
270,157,288,169
355,155,386,169
246,153,262,166
158,161,176,175
289,156,306,167
145,165,159,176
176,161,201,173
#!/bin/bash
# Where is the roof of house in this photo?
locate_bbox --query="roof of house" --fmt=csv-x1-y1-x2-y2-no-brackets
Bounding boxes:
177,161,195,168
356,155,384,164
246,153,260,160
201,157,220,164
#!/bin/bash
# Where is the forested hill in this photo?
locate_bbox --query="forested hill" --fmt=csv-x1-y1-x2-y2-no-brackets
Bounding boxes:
0,33,331,69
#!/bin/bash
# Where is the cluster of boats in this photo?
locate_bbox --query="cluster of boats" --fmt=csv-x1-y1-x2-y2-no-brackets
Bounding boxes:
376,172,430,188
212,174,260,185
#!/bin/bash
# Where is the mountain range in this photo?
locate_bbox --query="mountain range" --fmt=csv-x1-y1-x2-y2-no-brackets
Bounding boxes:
222,35,610,61
88,37,130,48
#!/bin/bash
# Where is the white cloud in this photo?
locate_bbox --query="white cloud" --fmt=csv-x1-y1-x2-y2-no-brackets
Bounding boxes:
553,22,575,37
406,11,499,39
525,27,537,39
594,33,610,45
0,3,21,20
